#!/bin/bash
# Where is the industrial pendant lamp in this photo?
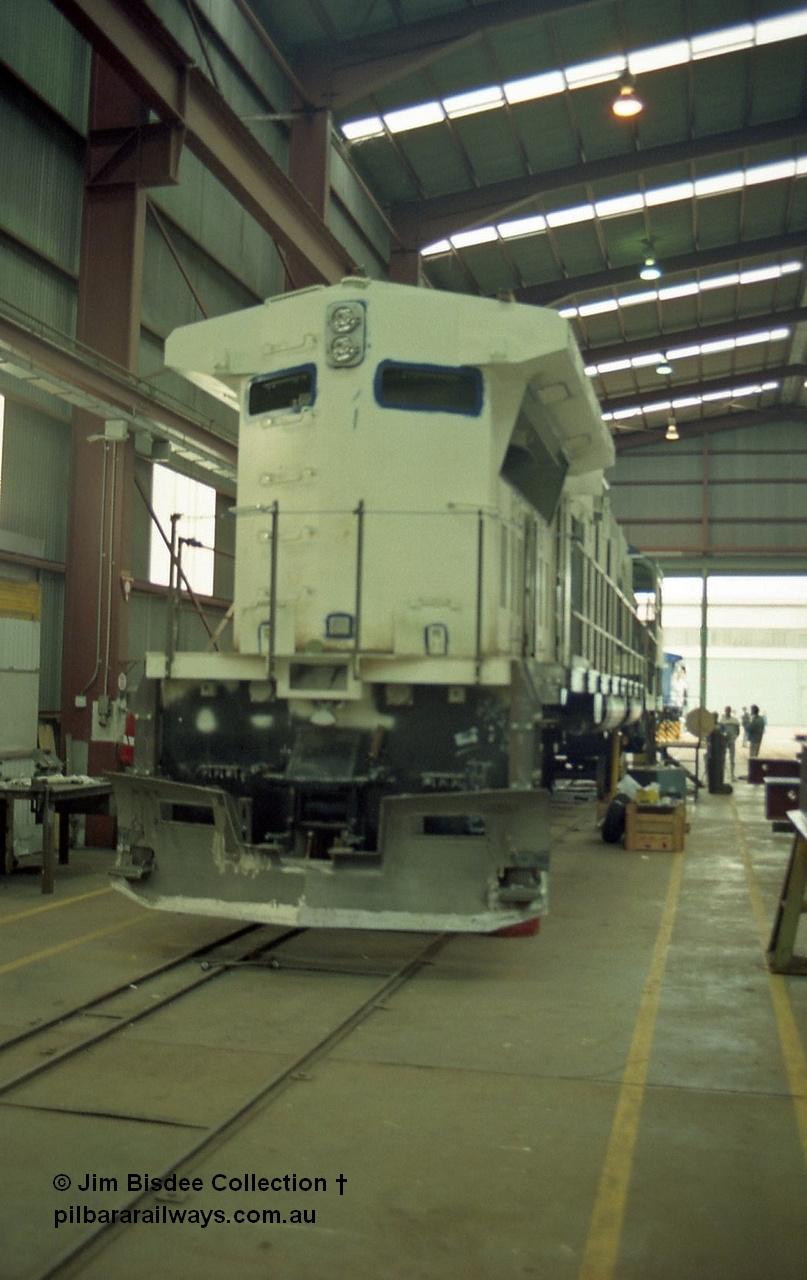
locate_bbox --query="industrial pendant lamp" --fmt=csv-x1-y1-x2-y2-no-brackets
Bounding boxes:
655,357,674,376
639,251,663,282
611,71,644,119
665,417,679,441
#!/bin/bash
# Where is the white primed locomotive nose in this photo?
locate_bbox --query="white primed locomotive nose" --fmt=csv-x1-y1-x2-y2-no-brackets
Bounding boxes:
112,281,661,933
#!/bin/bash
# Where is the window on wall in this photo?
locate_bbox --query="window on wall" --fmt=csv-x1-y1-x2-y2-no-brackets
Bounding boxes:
149,464,216,597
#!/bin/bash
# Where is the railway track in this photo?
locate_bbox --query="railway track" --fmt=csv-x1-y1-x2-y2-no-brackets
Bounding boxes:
4,925,449,1279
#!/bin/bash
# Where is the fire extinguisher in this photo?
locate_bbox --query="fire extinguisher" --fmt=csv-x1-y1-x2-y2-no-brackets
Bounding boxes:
119,711,136,766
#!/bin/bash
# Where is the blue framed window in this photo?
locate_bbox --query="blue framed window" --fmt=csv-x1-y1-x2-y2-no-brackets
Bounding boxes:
248,363,317,416
374,361,483,416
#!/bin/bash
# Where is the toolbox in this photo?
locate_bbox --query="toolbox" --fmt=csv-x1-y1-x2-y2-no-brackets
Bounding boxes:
625,801,686,852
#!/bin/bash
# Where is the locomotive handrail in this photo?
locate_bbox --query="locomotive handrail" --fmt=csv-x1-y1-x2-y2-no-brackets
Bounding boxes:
354,500,365,671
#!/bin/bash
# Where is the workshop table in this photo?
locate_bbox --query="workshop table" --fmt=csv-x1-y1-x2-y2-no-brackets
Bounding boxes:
0,777,113,894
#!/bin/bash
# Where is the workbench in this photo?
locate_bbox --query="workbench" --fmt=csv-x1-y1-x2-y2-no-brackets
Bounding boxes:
0,777,113,894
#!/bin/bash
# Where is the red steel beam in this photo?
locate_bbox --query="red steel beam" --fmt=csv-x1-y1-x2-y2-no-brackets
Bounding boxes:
52,0,356,284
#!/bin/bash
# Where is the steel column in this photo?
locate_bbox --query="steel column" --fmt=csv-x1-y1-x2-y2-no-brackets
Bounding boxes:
61,57,143,831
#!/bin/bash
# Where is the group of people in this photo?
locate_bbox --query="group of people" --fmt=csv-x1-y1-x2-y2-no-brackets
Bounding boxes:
717,705,767,780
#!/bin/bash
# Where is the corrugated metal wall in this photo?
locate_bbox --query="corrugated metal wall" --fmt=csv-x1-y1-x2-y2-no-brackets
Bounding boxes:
609,419,807,569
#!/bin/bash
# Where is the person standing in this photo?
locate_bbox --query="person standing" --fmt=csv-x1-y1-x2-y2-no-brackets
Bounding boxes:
741,707,750,746
746,704,765,758
719,706,740,780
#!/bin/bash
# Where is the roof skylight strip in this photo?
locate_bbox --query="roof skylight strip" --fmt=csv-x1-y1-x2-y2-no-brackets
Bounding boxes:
420,162,807,257
601,381,780,420
340,7,807,142
584,327,792,376
557,264,803,320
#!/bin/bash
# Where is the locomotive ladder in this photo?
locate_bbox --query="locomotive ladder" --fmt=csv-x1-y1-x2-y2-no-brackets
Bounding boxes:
767,809,807,975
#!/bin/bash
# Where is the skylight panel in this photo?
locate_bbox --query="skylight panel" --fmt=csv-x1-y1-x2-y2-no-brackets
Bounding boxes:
444,86,505,118
564,54,626,88
756,10,807,44
735,326,790,346
657,282,700,301
450,227,499,249
590,358,632,375
341,115,384,141
698,273,741,292
384,102,445,133
421,238,452,257
645,181,695,207
698,337,738,355
694,171,744,197
743,159,798,186
628,39,691,75
577,299,620,317
691,24,754,58
503,70,565,103
546,204,596,229
664,344,702,360
498,213,548,239
594,193,646,218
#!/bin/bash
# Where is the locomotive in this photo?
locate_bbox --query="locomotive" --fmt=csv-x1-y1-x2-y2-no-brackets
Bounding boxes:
111,279,661,932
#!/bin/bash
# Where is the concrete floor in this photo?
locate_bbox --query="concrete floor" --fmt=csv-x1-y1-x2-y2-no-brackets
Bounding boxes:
2,738,807,1279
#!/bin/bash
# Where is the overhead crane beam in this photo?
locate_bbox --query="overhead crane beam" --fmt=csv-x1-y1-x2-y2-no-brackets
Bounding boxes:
52,0,356,286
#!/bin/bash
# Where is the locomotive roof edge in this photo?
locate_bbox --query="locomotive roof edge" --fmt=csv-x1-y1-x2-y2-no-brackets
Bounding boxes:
164,278,615,477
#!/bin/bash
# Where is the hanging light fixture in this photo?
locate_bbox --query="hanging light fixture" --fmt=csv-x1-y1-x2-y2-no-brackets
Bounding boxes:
639,250,663,281
611,71,644,119
665,417,679,441
655,357,674,376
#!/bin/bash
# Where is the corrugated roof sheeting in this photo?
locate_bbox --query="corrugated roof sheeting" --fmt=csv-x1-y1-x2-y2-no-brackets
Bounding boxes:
0,399,71,563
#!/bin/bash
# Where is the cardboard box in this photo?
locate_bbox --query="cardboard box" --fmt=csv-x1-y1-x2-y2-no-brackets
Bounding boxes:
625,801,686,852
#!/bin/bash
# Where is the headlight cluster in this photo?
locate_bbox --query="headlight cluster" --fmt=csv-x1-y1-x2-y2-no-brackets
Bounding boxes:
326,301,365,367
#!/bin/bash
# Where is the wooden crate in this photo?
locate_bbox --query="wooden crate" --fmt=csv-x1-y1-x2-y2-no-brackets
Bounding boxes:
625,802,686,852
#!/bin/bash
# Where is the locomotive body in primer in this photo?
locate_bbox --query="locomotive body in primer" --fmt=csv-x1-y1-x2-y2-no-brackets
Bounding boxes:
111,279,660,932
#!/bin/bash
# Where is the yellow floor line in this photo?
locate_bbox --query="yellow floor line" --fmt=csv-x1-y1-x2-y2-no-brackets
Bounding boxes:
0,916,141,977
0,886,113,925
732,799,807,1167
578,848,686,1280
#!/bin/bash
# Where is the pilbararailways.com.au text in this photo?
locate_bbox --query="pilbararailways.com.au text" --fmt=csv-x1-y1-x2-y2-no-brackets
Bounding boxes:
52,1172,347,1229
55,1204,317,1229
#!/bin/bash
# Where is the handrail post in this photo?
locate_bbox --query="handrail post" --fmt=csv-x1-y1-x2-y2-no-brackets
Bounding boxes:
475,510,484,682
354,500,364,673
267,500,279,686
